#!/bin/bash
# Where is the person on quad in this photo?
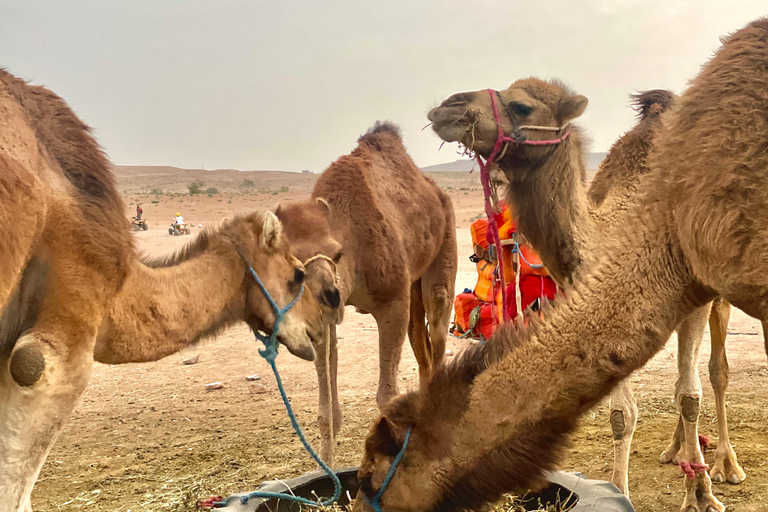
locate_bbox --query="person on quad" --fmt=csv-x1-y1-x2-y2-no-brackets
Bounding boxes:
174,213,184,227
136,204,143,220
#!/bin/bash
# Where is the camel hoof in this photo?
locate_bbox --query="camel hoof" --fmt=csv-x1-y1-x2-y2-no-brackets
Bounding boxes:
710,449,746,484
681,491,725,512
659,449,676,464
660,444,682,465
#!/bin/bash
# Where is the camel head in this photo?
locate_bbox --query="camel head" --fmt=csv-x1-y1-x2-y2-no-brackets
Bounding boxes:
275,198,344,325
227,212,325,361
428,78,587,165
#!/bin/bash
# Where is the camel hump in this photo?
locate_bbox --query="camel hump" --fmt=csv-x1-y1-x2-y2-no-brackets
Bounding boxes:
357,121,403,144
630,89,675,120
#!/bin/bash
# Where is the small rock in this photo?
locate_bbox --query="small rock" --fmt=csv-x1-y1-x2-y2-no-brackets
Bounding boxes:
183,355,199,365
249,383,268,394
205,382,224,391
245,374,261,381
445,349,454,356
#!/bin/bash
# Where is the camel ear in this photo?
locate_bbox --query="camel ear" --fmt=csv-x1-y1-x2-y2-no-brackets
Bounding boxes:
274,203,284,218
316,198,331,220
372,416,402,457
558,94,588,123
262,211,283,250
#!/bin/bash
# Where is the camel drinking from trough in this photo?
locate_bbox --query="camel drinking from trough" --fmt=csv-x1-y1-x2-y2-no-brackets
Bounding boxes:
0,69,325,512
276,122,458,465
354,18,768,512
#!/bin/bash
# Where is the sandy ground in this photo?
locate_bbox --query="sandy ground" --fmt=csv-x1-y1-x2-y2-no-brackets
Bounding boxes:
32,184,768,512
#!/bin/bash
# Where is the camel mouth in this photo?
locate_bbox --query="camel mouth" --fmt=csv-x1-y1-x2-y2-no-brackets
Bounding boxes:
277,332,316,361
427,106,475,144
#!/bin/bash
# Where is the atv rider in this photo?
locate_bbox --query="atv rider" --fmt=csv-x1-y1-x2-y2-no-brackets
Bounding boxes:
174,213,185,227
136,204,143,220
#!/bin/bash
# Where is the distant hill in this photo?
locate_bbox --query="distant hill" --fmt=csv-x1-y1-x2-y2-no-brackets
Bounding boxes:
421,152,607,174
111,165,317,195
420,159,476,173
587,152,607,170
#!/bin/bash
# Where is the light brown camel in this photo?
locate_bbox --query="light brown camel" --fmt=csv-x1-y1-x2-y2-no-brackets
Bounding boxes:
275,122,458,466
0,69,323,512
468,86,745,508
353,18,768,512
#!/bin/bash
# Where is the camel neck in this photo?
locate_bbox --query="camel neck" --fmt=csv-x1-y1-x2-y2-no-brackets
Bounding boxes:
95,250,245,363
500,131,593,285
431,205,713,509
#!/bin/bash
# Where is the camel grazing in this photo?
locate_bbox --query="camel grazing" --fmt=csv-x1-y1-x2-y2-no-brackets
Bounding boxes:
275,122,457,466
451,84,745,508
0,69,324,512
353,18,768,512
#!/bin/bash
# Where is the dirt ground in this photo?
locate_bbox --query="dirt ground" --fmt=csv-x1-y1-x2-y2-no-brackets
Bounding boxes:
33,178,768,512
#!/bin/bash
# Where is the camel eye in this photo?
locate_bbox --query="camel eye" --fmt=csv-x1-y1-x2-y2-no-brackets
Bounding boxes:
291,267,305,290
511,102,533,117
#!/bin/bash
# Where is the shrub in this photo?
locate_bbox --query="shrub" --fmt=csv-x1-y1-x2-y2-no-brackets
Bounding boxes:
188,180,205,195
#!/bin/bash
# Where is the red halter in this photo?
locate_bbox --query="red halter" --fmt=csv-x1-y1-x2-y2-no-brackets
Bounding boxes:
475,89,571,324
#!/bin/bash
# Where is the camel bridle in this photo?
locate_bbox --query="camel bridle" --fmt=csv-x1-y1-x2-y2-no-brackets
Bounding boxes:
303,253,341,285
485,88,572,163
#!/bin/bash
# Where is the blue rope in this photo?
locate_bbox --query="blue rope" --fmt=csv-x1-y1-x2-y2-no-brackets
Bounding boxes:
213,261,341,508
512,241,545,269
365,426,412,512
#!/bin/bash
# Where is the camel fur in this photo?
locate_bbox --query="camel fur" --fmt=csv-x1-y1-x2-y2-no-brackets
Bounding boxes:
471,86,745,508
354,18,768,512
0,69,323,512
276,122,457,466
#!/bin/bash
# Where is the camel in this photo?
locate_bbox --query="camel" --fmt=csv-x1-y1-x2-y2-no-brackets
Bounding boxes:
353,18,768,512
0,69,324,512
465,86,745,508
275,122,458,466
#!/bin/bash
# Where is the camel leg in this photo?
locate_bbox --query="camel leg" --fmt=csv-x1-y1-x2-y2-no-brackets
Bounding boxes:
659,416,685,465
407,281,431,391
708,299,746,485
763,320,768,359
1,326,95,512
420,238,456,386
608,380,637,496
328,323,342,437
673,304,724,512
313,324,339,467
373,297,410,407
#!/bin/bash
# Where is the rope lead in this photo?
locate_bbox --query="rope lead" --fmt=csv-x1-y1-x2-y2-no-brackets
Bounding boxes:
213,258,341,508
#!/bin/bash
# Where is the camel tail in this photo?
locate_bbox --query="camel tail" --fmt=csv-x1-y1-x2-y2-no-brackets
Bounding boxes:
630,89,675,120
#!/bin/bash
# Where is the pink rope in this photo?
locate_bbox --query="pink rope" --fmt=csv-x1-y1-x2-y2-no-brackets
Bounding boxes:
679,460,709,479
475,89,572,324
476,90,514,323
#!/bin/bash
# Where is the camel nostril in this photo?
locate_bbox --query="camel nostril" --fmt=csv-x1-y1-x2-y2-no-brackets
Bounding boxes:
322,288,341,309
441,92,470,108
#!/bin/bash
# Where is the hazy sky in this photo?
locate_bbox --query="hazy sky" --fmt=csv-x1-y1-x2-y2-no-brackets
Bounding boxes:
2,1,766,172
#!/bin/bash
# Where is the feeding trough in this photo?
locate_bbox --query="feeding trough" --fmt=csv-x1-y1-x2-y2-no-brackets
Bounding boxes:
213,468,633,512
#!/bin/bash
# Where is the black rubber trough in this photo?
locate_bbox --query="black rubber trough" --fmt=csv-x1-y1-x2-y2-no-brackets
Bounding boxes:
214,467,634,511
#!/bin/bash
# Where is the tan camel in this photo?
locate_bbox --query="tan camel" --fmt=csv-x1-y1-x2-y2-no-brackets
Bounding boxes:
275,122,458,466
353,18,768,512
469,86,745,507
0,69,323,512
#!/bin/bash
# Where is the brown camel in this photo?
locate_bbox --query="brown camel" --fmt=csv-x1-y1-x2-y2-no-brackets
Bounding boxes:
275,122,458,466
467,86,744,509
353,18,768,512
0,69,323,512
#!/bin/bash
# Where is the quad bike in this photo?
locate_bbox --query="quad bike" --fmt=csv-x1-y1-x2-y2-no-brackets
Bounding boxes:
169,222,191,236
130,217,148,231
